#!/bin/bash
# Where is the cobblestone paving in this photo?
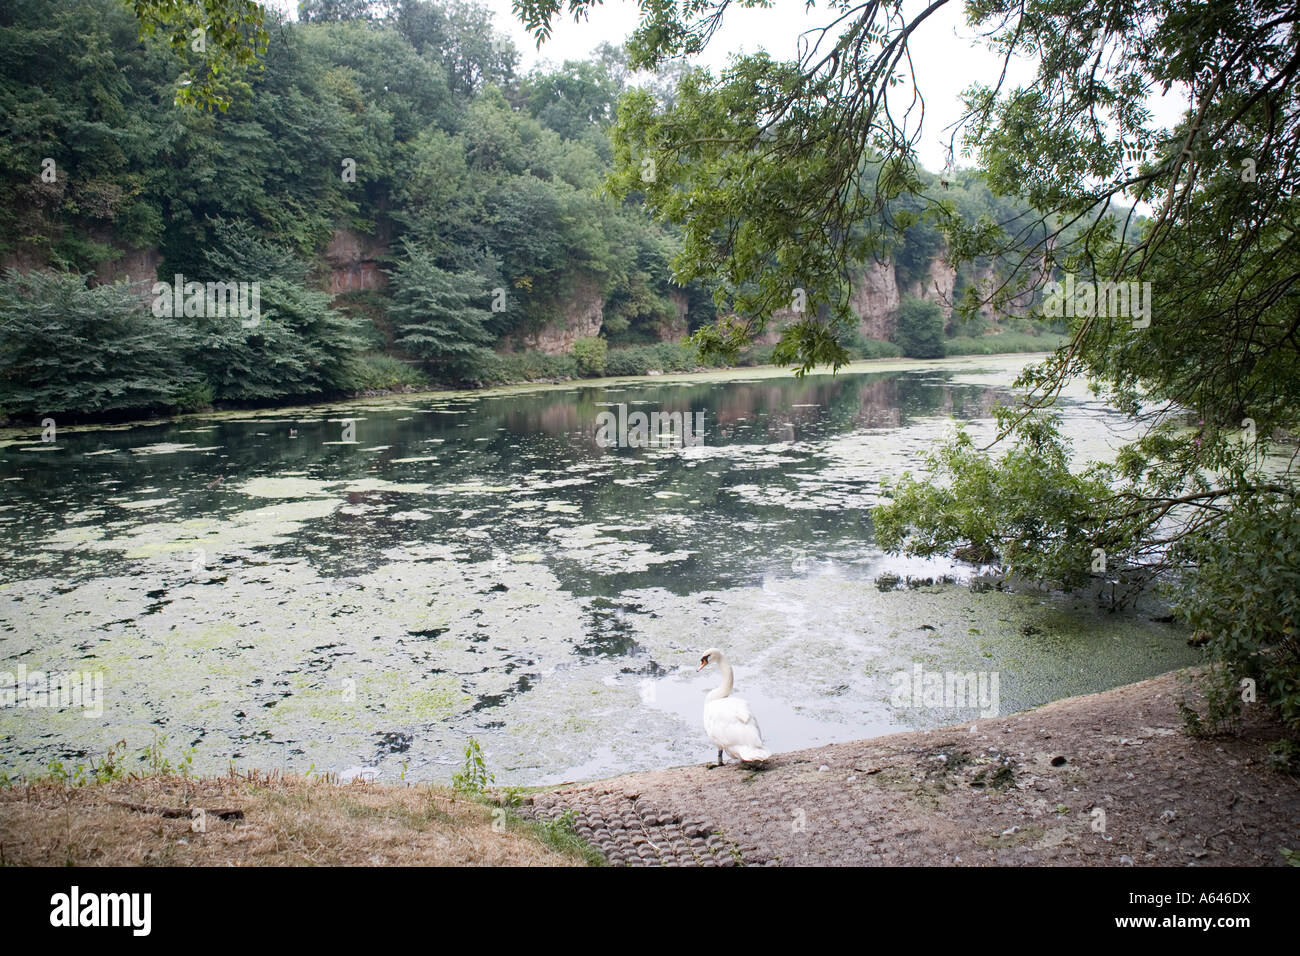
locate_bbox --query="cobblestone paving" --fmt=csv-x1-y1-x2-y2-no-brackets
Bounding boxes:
522,672,1300,866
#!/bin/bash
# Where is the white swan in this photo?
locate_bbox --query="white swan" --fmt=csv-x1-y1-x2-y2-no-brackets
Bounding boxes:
697,648,771,765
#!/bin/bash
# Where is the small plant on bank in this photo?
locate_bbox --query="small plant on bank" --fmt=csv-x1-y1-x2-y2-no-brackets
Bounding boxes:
451,737,494,794
141,732,196,777
38,739,128,787
523,807,604,865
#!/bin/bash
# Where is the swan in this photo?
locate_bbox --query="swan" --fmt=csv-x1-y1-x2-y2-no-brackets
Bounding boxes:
697,648,771,765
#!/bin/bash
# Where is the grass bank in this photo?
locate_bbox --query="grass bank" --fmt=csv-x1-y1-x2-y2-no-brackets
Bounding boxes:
0,769,603,866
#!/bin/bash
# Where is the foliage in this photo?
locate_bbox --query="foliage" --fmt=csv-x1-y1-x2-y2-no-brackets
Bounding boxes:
603,342,701,377
191,220,368,401
141,732,196,777
843,337,903,361
1177,497,1300,760
451,736,493,793
943,332,1066,356
40,739,128,786
874,415,1118,586
350,352,430,390
483,350,578,384
0,0,712,412
387,241,497,383
129,0,269,110
0,268,198,418
893,297,946,359
572,336,607,377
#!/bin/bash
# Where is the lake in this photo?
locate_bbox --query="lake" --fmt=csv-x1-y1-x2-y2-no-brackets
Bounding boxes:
0,354,1197,784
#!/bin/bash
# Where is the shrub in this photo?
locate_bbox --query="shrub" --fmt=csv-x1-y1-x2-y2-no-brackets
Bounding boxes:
0,268,199,418
573,336,608,377
1177,496,1300,767
193,221,369,401
349,353,429,391
943,332,1068,356
893,297,947,359
847,338,903,360
482,351,578,384
387,241,497,384
604,342,701,376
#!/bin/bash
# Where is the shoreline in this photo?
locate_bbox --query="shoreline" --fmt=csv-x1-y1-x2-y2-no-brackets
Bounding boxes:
3,668,1296,865
0,351,1054,443
524,668,1299,866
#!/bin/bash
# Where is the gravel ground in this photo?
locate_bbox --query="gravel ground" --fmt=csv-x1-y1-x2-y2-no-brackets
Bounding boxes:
524,670,1300,866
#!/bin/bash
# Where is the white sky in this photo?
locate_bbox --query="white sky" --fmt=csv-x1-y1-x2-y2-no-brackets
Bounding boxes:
268,0,1192,174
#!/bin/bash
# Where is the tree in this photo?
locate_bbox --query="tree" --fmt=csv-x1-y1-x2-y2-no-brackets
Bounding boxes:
128,0,269,110
392,0,517,96
0,268,199,417
190,220,367,401
523,59,623,141
893,297,945,359
388,241,496,382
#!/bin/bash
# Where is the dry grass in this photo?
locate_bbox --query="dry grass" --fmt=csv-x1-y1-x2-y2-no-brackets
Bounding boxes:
0,770,590,866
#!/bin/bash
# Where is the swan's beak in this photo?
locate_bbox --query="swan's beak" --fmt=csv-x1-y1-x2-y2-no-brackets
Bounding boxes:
697,660,708,671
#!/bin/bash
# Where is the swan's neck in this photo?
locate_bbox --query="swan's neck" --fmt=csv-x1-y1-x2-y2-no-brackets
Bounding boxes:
707,660,734,701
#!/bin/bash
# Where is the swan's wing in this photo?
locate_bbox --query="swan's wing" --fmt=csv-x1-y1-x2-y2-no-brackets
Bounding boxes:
704,696,766,752
729,695,751,725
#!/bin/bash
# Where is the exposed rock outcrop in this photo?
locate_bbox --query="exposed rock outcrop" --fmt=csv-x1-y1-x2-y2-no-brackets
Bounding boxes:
1,225,161,301
851,258,901,340
506,275,605,354
95,245,162,299
906,255,957,319
658,290,690,342
324,228,388,295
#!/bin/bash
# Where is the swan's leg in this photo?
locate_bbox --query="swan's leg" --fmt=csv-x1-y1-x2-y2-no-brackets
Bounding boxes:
718,749,724,766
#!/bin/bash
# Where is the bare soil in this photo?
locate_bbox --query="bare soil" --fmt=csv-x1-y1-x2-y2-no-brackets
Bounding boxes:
525,670,1300,866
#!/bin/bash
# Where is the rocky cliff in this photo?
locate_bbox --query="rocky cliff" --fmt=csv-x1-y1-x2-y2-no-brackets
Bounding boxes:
503,274,606,354
750,251,961,346
323,227,388,295
658,290,691,342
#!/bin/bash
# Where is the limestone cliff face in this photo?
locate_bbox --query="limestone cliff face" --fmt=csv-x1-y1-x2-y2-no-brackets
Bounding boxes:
96,245,162,297
906,255,957,319
851,259,901,340
658,290,690,342
2,224,161,301
506,275,605,354
968,261,1038,326
752,257,905,345
324,228,387,295
740,249,996,346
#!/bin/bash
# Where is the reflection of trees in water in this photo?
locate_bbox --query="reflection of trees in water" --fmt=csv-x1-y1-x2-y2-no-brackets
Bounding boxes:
0,369,1015,586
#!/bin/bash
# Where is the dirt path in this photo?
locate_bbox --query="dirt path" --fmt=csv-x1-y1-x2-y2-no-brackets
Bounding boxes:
525,670,1300,866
